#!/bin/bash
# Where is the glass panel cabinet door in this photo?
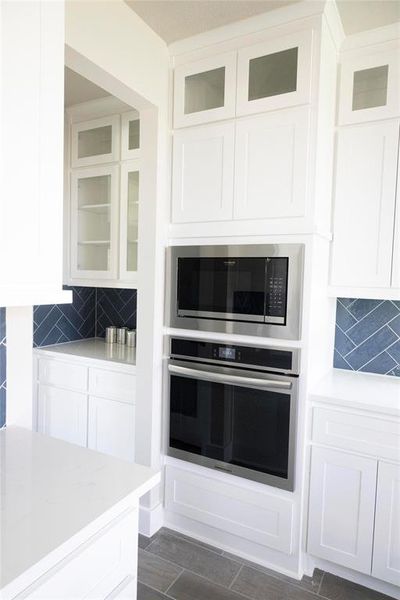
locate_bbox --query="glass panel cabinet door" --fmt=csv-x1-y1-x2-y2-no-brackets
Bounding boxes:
174,52,237,128
338,48,400,125
120,160,140,282
236,30,312,116
70,165,119,280
121,111,140,160
71,115,120,167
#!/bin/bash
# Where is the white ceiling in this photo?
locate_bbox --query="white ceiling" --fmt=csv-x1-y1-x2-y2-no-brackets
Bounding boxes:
126,0,400,43
64,67,110,106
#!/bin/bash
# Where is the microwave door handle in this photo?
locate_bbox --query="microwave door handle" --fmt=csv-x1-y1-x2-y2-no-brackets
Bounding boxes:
168,364,292,391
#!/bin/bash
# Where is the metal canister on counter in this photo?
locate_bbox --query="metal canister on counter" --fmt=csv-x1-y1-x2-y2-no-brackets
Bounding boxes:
105,326,117,344
126,330,136,347
117,327,128,345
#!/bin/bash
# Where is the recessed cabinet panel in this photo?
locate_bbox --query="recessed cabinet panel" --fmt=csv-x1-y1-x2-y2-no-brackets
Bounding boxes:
88,396,135,462
308,447,377,574
330,121,399,288
339,48,400,125
234,107,310,220
70,166,119,280
172,122,235,223
372,462,400,586
237,30,312,116
121,111,140,160
71,115,120,167
37,384,88,447
174,52,237,127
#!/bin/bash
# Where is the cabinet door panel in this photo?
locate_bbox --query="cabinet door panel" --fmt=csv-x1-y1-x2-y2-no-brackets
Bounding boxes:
120,160,140,283
71,115,120,167
339,48,400,125
174,52,237,128
236,29,312,116
88,396,135,462
37,384,88,447
234,107,310,220
121,111,140,160
331,121,399,288
172,122,235,223
372,461,400,586
308,447,377,574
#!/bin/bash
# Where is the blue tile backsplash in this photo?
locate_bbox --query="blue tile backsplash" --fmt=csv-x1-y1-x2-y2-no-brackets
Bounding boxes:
34,287,137,347
0,308,6,427
334,298,400,377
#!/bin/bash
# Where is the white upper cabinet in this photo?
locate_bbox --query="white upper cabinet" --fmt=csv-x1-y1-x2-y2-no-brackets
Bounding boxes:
234,106,310,220
339,48,400,125
174,52,237,128
70,165,119,281
121,111,140,160
372,461,400,586
172,122,235,223
330,120,399,289
71,115,120,167
308,446,377,574
236,30,313,116
120,160,140,282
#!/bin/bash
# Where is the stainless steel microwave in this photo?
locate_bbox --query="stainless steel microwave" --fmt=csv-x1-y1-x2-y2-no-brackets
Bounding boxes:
166,244,304,340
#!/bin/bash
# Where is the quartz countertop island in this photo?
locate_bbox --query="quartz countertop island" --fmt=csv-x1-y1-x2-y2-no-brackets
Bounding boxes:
0,426,159,599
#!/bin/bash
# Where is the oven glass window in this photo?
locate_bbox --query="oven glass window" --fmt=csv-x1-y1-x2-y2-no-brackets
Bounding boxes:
177,257,266,318
170,375,291,480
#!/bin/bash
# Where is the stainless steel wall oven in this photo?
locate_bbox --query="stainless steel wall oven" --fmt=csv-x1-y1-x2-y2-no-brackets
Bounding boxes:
167,338,299,491
166,244,304,340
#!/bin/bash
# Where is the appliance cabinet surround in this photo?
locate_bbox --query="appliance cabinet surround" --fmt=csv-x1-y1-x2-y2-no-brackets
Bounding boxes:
308,404,400,586
338,46,400,126
34,352,136,463
330,119,400,294
171,106,310,225
66,107,141,288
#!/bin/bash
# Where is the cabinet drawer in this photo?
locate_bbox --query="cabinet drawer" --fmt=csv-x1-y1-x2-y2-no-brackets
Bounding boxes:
17,510,138,599
38,357,87,391
88,368,136,403
312,406,400,461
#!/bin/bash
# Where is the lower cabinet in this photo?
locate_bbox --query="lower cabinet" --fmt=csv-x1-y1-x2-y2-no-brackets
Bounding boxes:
308,445,400,586
37,384,88,447
372,462,400,586
307,446,377,574
88,396,135,462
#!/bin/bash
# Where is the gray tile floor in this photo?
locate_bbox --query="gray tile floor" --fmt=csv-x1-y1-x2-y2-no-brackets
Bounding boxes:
138,528,396,600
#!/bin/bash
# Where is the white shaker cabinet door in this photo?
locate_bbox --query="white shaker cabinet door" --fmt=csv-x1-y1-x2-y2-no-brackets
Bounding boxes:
372,461,400,586
234,107,310,220
307,447,377,574
37,384,88,447
172,122,235,223
88,396,135,462
330,121,399,289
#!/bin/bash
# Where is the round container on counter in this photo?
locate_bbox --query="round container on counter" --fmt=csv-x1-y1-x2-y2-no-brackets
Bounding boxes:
105,326,117,344
126,330,136,347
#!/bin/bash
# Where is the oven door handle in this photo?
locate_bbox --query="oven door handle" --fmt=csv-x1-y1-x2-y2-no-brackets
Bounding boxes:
168,364,292,390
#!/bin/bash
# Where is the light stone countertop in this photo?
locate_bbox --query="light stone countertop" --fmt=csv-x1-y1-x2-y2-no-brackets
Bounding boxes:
310,368,400,417
33,337,136,367
0,427,159,594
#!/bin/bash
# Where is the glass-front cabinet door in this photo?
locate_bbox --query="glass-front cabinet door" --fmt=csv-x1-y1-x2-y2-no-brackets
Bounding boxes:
338,48,400,125
121,111,140,160
70,165,119,280
174,52,237,128
236,30,312,116
71,115,120,167
120,160,140,283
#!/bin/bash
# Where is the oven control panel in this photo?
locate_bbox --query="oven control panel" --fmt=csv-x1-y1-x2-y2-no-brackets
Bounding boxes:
265,258,288,325
170,338,294,372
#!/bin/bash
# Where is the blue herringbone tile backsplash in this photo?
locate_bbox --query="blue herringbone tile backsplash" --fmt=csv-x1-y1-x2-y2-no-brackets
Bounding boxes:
334,298,400,377
34,287,137,347
0,307,6,427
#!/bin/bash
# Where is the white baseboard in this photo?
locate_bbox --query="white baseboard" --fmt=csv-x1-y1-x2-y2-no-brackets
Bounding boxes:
139,502,164,538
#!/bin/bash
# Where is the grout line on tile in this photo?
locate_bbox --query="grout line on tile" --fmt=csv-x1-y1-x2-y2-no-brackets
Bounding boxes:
228,564,243,590
164,567,185,594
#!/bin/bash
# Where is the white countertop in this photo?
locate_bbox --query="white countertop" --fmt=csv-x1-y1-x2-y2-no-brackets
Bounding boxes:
34,338,136,366
310,369,400,417
0,427,159,593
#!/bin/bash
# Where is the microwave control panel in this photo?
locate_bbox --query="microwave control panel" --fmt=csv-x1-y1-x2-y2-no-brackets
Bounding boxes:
265,258,288,324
